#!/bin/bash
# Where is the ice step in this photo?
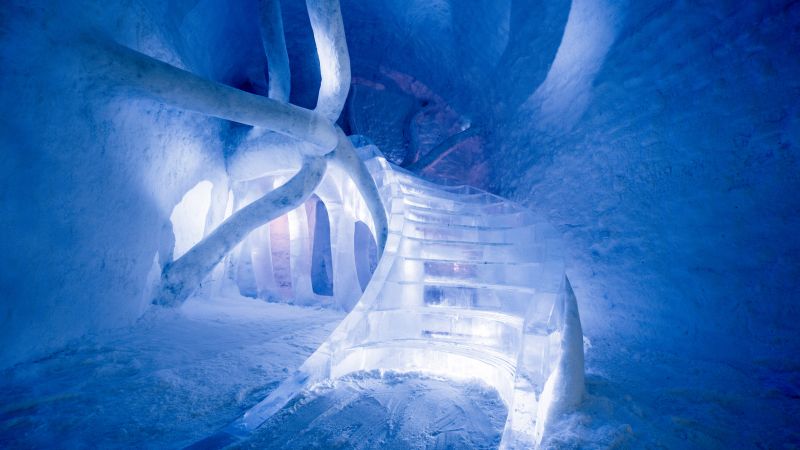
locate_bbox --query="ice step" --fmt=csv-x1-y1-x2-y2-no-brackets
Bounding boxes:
375,281,552,316
402,198,523,215
388,170,480,193
334,339,520,396
392,278,538,295
388,258,551,289
400,187,507,204
389,230,516,247
404,217,516,231
403,206,535,228
343,339,518,374
400,220,538,243
394,235,558,264
356,307,524,349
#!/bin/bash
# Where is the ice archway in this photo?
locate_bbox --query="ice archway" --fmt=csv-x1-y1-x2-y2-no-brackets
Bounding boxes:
170,180,214,260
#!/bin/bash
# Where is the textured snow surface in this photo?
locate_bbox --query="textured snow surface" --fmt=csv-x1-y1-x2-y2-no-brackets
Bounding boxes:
0,294,344,448
0,294,511,449
541,340,800,448
244,372,505,449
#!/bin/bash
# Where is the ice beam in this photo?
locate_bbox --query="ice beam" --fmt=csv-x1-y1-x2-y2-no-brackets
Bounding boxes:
85,37,337,154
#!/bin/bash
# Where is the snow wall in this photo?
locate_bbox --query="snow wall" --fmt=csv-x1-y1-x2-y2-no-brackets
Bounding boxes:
0,0,268,368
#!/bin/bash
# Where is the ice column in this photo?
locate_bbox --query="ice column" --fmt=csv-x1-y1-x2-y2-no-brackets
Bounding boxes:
312,165,366,310
156,156,326,306
288,201,315,302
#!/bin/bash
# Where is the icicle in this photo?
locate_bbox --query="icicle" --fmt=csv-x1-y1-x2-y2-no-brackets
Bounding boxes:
534,275,585,444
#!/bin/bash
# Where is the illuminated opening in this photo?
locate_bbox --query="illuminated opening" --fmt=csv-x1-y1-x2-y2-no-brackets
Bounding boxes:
169,180,213,260
269,212,293,298
309,196,334,296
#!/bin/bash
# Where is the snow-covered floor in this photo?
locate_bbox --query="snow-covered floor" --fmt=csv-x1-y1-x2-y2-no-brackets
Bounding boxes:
245,372,505,449
0,294,506,449
542,335,800,449
4,291,797,449
0,294,345,448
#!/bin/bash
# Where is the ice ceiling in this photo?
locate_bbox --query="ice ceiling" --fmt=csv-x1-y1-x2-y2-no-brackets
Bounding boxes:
1,0,799,448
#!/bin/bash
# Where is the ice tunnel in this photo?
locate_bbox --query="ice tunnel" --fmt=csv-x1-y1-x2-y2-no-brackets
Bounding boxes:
1,0,799,448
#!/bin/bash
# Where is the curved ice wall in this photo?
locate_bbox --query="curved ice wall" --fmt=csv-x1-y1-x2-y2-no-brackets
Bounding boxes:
0,0,269,368
2,0,799,425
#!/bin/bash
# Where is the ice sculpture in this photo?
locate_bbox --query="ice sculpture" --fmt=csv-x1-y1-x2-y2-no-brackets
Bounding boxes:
188,143,584,449
82,0,584,444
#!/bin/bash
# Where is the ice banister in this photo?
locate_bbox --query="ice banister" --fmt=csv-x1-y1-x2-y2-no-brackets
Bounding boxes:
533,275,585,445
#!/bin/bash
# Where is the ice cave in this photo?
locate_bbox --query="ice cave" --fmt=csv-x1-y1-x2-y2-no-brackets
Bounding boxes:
1,0,799,448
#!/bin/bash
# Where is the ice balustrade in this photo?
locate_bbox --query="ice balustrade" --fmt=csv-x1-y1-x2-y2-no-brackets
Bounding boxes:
190,142,582,449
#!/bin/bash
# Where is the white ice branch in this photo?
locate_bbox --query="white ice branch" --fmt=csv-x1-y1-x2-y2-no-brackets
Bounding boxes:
259,0,291,103
306,0,351,122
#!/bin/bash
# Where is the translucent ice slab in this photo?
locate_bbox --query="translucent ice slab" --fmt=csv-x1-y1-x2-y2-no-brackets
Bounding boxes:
188,145,583,449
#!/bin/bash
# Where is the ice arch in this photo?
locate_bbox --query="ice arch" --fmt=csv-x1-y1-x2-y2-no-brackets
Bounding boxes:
169,180,214,260
309,196,334,296
354,220,378,291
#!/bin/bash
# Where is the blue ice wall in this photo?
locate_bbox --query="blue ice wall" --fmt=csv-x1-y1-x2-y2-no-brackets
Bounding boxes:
486,1,800,363
0,0,266,368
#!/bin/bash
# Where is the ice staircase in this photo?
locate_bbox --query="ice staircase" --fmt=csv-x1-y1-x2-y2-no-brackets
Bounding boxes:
189,143,583,449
